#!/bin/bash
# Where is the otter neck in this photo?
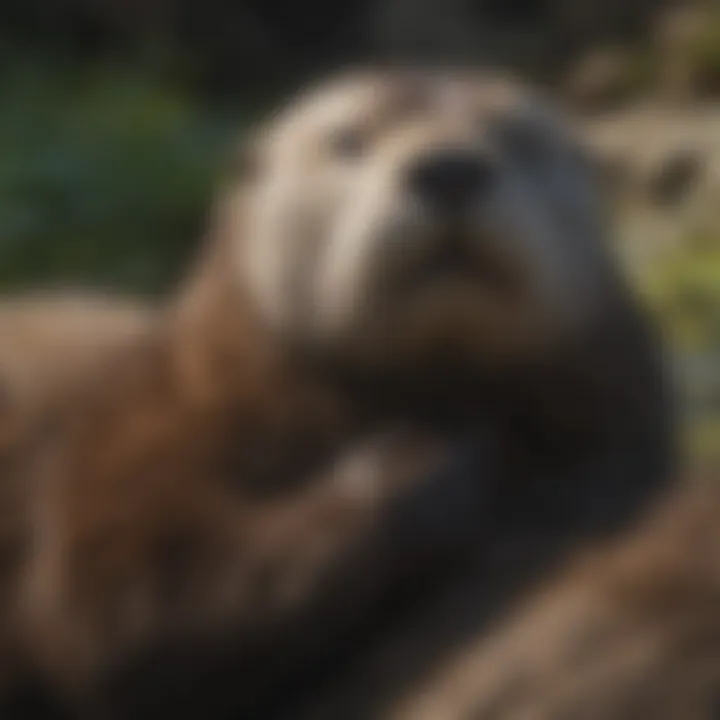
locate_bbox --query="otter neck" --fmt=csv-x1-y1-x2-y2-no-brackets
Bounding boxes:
148,242,362,496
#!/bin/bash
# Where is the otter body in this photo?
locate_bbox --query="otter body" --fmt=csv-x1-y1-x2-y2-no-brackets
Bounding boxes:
0,70,674,718
380,471,720,720
0,294,153,462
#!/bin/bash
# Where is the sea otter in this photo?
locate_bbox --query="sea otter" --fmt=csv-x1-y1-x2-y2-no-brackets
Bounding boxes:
0,69,673,718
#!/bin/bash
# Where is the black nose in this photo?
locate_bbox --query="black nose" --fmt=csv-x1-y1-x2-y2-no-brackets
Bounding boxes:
406,150,494,211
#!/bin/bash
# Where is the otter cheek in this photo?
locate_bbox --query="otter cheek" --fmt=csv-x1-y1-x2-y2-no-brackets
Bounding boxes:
310,176,403,346
243,176,318,335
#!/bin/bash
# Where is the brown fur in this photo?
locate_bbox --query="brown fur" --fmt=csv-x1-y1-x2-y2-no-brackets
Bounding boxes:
0,293,154,706
275,291,675,720
0,229,467,718
0,294,153,462
382,470,720,720
11,240,355,687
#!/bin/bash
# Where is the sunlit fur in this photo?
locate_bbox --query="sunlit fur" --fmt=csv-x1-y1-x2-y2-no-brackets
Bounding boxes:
0,294,153,459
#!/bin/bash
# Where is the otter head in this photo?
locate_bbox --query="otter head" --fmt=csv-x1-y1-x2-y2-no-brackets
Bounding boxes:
225,69,618,402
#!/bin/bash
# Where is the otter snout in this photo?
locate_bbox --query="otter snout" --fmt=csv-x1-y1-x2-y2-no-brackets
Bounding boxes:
406,148,495,215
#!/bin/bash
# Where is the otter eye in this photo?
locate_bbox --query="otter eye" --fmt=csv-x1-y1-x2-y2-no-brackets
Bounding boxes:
329,126,367,160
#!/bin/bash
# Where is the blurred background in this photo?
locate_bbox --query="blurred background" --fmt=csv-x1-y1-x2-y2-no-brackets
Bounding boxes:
0,0,718,460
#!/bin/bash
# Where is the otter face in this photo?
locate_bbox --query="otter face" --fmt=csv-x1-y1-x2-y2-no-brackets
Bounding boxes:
231,70,615,374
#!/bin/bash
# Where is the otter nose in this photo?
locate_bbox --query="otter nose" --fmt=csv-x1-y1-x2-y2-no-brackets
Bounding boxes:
406,150,494,211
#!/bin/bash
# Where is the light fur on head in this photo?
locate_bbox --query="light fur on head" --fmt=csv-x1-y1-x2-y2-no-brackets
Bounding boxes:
224,69,617,371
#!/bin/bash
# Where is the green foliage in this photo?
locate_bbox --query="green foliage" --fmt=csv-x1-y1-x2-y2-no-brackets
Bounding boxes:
639,229,720,354
0,61,242,294
637,227,720,458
